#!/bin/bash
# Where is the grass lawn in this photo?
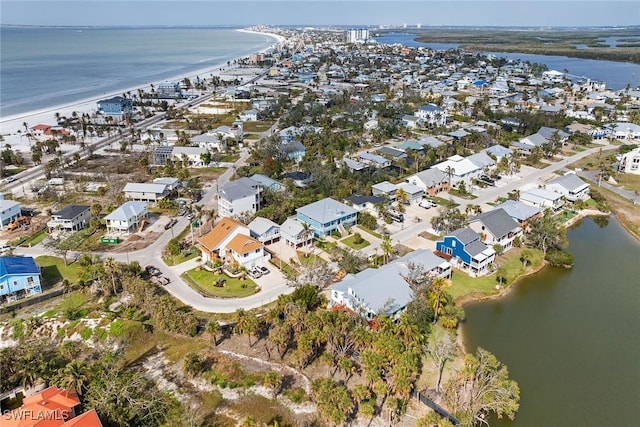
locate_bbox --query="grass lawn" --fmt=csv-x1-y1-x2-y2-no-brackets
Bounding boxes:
36,256,83,286
181,268,257,298
586,198,598,208
163,247,199,266
448,248,544,301
449,189,478,199
218,154,240,163
341,234,371,250
242,121,274,132
296,251,326,266
357,226,382,239
615,173,640,192
559,209,578,223
18,229,48,247
269,258,298,278
432,197,459,208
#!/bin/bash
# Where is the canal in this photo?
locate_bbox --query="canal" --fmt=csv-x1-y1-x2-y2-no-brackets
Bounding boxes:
461,216,640,426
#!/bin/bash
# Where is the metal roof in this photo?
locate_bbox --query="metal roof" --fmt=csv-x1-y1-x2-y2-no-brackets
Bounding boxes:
470,208,520,239
0,256,40,276
53,205,90,220
296,198,357,224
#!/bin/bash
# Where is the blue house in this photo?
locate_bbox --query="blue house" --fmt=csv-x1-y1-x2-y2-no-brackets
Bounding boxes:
0,257,42,302
436,227,495,276
97,96,133,119
279,141,306,162
296,198,358,237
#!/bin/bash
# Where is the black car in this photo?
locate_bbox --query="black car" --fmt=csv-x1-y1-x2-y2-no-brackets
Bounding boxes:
145,265,161,276
258,266,269,275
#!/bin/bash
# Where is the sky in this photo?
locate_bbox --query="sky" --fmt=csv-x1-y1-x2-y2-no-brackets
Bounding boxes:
1,1,639,27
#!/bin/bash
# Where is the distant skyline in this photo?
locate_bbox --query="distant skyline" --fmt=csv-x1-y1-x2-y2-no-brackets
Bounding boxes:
2,1,639,27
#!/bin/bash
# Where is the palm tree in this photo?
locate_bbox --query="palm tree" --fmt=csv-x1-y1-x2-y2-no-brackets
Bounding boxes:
301,222,313,258
205,320,220,347
59,361,88,397
429,277,450,324
380,235,394,265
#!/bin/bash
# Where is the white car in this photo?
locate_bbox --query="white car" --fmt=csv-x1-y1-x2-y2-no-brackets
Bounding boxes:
419,199,437,209
0,245,13,253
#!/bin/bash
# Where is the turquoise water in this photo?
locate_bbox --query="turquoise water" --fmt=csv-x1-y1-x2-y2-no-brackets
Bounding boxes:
0,26,276,117
462,217,640,426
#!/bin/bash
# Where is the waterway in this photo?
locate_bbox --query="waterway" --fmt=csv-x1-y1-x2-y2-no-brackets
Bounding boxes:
373,33,640,90
461,216,640,426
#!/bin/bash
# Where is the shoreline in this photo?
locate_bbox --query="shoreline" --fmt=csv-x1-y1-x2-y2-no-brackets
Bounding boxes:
0,28,285,150
456,209,614,352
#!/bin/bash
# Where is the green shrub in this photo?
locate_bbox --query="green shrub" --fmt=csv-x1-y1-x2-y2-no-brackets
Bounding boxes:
80,326,93,340
109,319,125,337
10,320,24,339
93,327,107,341
545,249,575,267
284,387,308,403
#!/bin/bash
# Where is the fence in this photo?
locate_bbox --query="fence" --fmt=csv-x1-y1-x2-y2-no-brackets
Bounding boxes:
412,390,460,425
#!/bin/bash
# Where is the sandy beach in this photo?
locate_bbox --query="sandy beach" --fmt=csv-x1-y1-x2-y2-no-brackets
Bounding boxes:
0,29,285,154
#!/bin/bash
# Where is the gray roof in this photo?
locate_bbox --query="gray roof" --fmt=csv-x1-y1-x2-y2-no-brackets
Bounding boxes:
360,152,389,164
467,151,495,169
248,217,280,236
521,133,548,147
451,227,481,245
494,200,541,222
346,194,386,206
470,208,520,239
466,240,489,257
482,145,512,159
417,136,443,148
153,177,180,186
220,178,260,201
105,201,147,221
250,174,284,191
280,217,304,236
332,249,450,316
123,183,167,194
538,126,568,140
413,168,448,187
172,146,207,156
343,158,367,171
53,205,90,220
547,174,588,192
296,197,357,223
372,181,398,193
376,147,407,158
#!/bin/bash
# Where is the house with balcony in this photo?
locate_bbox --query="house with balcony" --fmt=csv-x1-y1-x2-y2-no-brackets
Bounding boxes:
47,205,91,232
218,178,262,219
238,109,259,122
415,103,447,126
172,146,209,167
371,181,398,199
248,217,280,244
619,147,640,174
104,201,148,234
157,81,182,99
493,200,541,227
279,141,306,162
433,155,483,186
469,208,522,252
519,188,565,211
198,217,269,269
0,256,42,302
123,183,169,202
436,227,496,276
280,218,313,248
296,197,357,237
190,132,227,152
359,152,391,168
545,173,590,202
406,168,450,197
97,96,133,120
330,249,452,320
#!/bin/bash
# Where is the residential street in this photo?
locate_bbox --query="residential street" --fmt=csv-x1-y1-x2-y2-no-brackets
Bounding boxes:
11,142,620,313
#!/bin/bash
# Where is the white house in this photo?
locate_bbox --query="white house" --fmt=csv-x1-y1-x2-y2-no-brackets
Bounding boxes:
197,217,270,270
545,173,590,202
433,155,482,186
415,104,447,126
619,147,640,174
104,201,148,234
520,188,565,210
609,122,640,140
280,218,313,248
172,146,209,167
396,182,425,204
190,132,227,152
248,217,280,244
469,208,522,252
218,178,262,219
47,205,91,232
238,109,259,122
123,183,168,202
330,249,451,320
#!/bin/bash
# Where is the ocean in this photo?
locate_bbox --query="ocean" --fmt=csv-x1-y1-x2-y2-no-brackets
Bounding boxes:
0,26,277,118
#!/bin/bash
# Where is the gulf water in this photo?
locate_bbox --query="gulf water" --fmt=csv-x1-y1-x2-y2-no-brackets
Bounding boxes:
0,26,277,117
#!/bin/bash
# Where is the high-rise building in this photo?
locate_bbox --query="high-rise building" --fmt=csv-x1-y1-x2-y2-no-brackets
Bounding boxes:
345,28,370,43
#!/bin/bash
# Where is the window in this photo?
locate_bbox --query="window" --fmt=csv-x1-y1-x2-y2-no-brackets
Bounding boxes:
13,281,18,286
27,277,34,284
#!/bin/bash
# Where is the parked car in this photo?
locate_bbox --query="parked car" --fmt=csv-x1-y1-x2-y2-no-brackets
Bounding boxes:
480,175,495,185
258,266,269,275
178,209,186,216
0,245,12,253
145,265,161,276
187,213,195,220
248,269,262,279
387,209,404,223
164,218,177,230
419,199,437,209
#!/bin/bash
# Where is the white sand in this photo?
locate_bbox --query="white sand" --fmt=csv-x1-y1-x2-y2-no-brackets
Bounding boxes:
0,29,285,154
